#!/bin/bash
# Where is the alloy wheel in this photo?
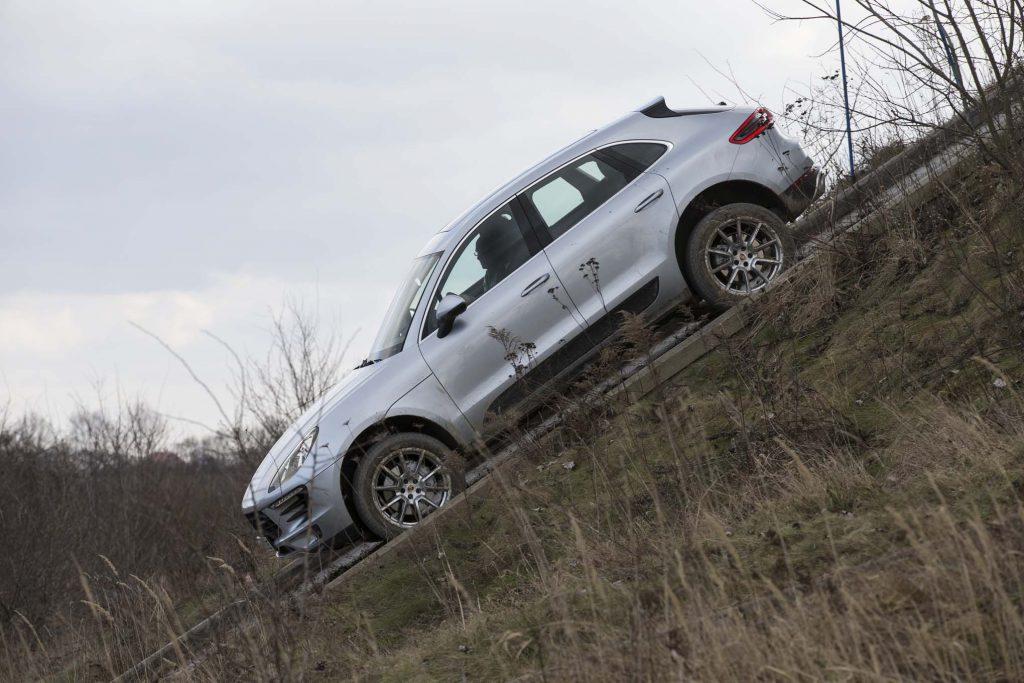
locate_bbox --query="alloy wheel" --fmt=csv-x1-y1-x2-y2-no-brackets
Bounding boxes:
704,217,785,294
370,447,452,528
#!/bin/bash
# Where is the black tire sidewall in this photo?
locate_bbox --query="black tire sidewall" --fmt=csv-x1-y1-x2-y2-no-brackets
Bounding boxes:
684,203,795,309
352,432,466,539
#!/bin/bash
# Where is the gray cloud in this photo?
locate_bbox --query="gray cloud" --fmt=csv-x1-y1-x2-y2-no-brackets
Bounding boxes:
1,0,842,430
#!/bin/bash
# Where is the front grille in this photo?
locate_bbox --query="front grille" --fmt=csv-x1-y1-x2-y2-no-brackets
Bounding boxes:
245,487,310,549
245,511,280,545
275,487,310,525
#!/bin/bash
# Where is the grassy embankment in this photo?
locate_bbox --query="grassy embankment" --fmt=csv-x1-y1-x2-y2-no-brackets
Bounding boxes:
283,156,1024,680
13,149,1024,681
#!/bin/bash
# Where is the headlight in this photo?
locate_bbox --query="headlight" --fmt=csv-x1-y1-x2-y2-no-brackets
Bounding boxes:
269,426,319,492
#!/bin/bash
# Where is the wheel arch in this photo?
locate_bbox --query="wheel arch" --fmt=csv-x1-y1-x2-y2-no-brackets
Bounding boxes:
339,415,463,530
673,179,789,290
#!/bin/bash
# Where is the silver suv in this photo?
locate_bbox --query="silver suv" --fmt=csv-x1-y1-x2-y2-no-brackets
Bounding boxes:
243,98,820,554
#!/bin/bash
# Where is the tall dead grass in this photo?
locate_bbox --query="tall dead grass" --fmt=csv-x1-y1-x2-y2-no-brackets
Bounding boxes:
0,302,346,681
265,152,1024,681
5,144,1024,683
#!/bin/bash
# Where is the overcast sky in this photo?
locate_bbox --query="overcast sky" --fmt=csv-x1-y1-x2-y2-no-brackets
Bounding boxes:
2,0,855,436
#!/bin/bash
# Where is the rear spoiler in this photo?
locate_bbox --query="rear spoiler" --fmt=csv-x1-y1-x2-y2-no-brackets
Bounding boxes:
637,97,732,119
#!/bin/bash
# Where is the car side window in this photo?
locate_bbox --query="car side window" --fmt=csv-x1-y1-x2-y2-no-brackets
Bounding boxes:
423,201,534,336
598,142,668,172
530,177,583,227
522,152,639,240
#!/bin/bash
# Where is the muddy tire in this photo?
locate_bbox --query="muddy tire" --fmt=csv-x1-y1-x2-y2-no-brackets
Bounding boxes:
352,432,465,539
684,203,796,309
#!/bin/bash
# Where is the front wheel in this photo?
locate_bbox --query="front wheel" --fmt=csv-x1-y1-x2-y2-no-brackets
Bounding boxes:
352,433,466,539
684,203,796,309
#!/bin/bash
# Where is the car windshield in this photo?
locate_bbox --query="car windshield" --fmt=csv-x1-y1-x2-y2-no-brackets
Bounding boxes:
367,252,441,361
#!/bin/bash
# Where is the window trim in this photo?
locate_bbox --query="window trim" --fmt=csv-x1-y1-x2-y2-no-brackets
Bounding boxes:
517,140,672,247
419,196,541,340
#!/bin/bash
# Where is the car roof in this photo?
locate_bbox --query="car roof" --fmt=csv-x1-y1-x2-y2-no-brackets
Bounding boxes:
418,111,651,257
416,98,734,257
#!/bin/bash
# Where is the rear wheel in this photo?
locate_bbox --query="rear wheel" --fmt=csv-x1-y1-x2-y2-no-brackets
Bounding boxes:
684,203,795,309
352,433,466,539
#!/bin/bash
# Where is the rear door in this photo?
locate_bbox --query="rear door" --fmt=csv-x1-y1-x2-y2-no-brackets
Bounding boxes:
518,142,678,328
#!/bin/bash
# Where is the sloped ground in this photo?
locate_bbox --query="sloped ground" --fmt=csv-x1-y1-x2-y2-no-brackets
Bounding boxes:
268,158,1024,680
18,152,1024,681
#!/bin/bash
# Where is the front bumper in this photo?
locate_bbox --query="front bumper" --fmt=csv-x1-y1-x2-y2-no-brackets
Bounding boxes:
780,166,823,218
243,455,358,556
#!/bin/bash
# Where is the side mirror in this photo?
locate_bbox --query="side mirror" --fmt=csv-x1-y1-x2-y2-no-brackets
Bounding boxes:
436,293,468,339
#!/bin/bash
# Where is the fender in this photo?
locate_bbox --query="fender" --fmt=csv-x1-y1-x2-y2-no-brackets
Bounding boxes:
385,374,476,450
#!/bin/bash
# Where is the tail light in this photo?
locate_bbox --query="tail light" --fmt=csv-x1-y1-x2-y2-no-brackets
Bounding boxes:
729,107,774,144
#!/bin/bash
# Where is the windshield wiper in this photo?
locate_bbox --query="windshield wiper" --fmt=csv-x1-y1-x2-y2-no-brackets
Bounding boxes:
354,358,382,369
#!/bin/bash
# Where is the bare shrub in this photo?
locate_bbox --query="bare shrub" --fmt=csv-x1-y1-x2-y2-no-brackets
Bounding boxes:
764,1,1024,179
0,300,350,679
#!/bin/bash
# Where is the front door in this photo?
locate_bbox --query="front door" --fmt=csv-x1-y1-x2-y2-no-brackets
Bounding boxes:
417,199,584,431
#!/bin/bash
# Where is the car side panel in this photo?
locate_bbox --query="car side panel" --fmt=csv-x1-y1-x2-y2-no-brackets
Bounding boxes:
418,249,582,432
537,171,681,326
385,374,477,449
337,353,435,454
648,135,741,198
729,136,796,197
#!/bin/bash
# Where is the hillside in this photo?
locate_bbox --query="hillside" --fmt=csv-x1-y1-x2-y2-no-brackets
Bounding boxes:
7,146,1024,681
142,152,1024,680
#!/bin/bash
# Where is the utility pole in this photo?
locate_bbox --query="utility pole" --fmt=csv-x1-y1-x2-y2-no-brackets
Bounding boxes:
836,0,856,181
928,0,966,97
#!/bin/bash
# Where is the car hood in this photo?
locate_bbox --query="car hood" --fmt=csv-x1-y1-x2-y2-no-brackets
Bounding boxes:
242,361,382,504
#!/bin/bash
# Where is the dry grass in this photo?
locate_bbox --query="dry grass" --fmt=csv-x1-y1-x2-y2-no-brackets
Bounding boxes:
277,157,1024,681
0,302,345,681
0,418,281,681
5,151,1024,681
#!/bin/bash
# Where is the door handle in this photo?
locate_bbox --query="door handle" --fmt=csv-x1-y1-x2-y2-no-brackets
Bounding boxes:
520,273,550,297
634,188,664,213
